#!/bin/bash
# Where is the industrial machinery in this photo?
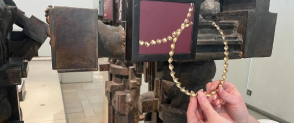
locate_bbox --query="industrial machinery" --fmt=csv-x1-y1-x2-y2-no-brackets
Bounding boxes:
0,0,277,123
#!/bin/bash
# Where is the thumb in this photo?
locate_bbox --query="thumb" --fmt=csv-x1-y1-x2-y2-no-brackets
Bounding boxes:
187,95,199,122
218,86,238,104
197,90,218,120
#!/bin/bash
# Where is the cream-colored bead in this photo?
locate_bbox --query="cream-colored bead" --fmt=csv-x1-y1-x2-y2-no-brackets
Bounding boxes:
168,57,173,63
224,57,229,62
180,87,186,92
151,40,156,45
168,36,173,41
176,83,181,88
224,63,228,68
181,23,185,30
157,39,162,44
172,31,177,37
187,13,191,18
184,19,189,24
223,69,228,74
169,51,174,56
145,42,150,47
224,40,228,45
169,64,174,70
177,29,182,36
139,40,144,46
222,74,226,79
185,91,191,95
224,51,229,56
224,45,229,50
171,44,175,50
173,37,178,43
162,38,168,43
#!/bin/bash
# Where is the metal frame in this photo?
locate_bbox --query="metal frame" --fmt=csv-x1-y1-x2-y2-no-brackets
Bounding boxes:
99,0,104,15
131,0,204,62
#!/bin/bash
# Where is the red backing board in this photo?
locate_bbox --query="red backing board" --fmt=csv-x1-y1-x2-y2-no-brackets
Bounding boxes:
104,0,113,20
139,1,193,55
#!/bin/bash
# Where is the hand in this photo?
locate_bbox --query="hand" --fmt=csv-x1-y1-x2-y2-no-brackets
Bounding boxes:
207,80,253,123
187,89,233,123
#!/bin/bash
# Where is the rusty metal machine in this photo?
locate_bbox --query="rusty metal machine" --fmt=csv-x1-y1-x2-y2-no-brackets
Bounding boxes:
1,0,277,123
0,0,49,122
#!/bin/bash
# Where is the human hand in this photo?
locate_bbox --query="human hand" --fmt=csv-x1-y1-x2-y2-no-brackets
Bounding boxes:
206,80,249,123
187,89,233,123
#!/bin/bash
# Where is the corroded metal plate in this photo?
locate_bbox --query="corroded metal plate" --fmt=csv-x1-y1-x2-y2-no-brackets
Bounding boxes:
50,7,98,72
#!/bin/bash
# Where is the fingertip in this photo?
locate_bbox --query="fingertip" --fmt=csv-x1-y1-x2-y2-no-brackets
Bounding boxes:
190,95,197,104
197,90,206,102
212,94,217,101
206,82,212,93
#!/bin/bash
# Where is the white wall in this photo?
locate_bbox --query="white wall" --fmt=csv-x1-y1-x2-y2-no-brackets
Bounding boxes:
214,0,294,122
13,0,95,56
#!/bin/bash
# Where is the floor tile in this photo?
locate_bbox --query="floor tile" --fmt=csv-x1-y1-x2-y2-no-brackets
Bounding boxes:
65,102,82,109
68,118,85,123
81,100,96,117
84,90,100,97
84,116,102,123
77,90,88,101
66,107,84,113
67,112,86,119
64,99,81,104
87,96,103,103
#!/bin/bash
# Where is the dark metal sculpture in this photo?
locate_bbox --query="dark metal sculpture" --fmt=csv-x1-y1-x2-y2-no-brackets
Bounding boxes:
0,0,48,122
95,0,276,123
0,0,277,122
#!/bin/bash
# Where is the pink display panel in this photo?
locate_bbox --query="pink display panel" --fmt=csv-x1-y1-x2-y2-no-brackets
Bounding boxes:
104,0,113,20
139,1,193,55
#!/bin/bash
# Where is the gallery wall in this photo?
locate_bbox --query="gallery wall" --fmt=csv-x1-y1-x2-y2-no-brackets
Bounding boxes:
13,0,96,56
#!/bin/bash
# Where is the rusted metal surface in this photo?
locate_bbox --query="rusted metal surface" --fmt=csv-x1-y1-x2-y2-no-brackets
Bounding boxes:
99,62,110,71
114,111,128,123
139,91,154,113
0,3,18,67
109,64,129,76
105,81,125,101
200,0,220,21
21,62,29,78
194,51,242,61
10,9,48,61
49,6,98,72
144,112,162,123
159,104,187,123
218,0,277,58
0,58,25,86
15,9,48,44
106,61,142,123
112,91,127,115
98,20,125,59
10,37,41,61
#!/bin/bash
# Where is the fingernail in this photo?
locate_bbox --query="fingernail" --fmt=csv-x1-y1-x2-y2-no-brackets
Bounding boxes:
219,86,223,92
210,85,214,91
216,105,221,109
216,100,220,105
213,95,217,100
198,91,206,101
